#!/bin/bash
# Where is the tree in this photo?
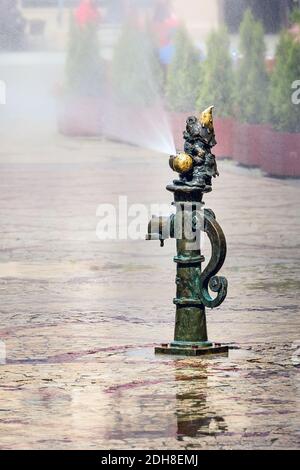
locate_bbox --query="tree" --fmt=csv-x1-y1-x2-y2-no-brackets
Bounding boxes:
0,0,25,51
165,26,201,112
112,23,163,107
65,13,103,97
197,28,234,117
269,30,300,132
289,7,300,25
235,9,269,124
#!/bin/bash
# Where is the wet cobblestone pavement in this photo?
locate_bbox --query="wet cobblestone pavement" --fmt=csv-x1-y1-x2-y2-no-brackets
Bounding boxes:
0,134,299,449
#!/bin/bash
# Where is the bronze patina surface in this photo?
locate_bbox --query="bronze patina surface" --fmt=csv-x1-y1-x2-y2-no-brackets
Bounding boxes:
147,108,228,356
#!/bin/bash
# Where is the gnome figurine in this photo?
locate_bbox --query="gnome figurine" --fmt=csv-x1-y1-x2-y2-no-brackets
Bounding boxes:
174,106,219,192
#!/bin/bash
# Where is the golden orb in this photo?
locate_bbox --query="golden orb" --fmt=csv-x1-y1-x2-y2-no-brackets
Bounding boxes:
169,153,193,174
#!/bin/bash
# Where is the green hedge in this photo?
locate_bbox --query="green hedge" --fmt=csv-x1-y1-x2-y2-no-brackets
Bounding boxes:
235,9,269,124
65,17,103,97
269,16,300,132
165,26,201,112
197,27,233,118
112,24,163,107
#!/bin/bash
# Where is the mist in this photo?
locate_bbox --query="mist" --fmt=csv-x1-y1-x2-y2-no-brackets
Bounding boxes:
1,0,294,154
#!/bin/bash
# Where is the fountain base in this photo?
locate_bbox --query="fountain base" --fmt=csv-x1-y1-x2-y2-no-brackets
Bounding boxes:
155,343,229,357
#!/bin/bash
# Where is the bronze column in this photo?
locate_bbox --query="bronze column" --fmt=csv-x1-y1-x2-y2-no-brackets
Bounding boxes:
146,110,229,356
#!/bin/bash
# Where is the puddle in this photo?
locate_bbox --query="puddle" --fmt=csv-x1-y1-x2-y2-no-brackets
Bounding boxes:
124,345,257,362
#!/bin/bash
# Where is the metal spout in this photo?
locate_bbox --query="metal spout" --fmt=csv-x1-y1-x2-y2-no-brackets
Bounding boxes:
145,214,175,247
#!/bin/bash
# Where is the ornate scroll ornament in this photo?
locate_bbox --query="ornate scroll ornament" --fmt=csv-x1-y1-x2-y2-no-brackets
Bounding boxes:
199,208,228,308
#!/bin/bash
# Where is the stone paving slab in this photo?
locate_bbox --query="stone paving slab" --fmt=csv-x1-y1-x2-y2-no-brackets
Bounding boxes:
0,135,299,449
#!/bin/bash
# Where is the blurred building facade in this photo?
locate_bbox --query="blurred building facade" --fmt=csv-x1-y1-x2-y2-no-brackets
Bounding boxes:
17,0,300,51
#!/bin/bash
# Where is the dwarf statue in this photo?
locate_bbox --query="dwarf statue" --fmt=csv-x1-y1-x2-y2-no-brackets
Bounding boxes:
170,106,219,193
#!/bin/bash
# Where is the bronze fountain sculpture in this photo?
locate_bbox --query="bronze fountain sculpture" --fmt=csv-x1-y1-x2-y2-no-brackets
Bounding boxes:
146,106,228,356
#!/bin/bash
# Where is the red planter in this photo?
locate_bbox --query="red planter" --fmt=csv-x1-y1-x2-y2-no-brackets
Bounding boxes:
233,122,272,168
58,98,300,178
261,129,300,177
232,121,248,164
57,96,103,137
214,117,234,159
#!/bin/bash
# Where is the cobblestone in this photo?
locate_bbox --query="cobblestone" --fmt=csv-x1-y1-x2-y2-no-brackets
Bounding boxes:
0,134,299,449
